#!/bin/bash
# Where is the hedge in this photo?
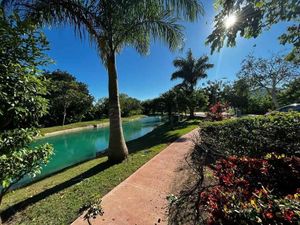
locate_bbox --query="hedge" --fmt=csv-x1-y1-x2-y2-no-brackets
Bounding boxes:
199,112,300,157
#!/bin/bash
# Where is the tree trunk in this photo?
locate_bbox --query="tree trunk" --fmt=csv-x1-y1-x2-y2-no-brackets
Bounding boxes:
271,89,279,109
189,106,195,118
62,106,67,126
107,53,128,163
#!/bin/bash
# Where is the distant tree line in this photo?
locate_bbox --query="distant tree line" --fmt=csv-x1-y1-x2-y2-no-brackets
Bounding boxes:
41,51,299,128
142,51,299,117
35,70,144,127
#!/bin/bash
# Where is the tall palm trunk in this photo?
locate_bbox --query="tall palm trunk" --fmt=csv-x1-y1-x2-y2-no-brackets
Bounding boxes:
107,53,128,163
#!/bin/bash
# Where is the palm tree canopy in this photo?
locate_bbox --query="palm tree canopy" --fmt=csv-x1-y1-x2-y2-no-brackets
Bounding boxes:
1,0,204,65
171,49,213,90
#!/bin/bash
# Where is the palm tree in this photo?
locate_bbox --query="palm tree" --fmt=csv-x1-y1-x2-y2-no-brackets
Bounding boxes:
2,0,204,163
171,49,213,117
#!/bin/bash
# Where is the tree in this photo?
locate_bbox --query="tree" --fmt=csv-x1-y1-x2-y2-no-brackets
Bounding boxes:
171,49,213,117
0,12,53,220
160,89,178,119
238,54,299,108
224,78,251,114
42,70,94,126
279,77,300,105
119,94,142,117
204,80,228,106
85,98,110,121
2,0,204,163
206,0,300,64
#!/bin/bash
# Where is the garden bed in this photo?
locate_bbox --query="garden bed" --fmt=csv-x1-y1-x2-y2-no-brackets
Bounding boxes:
168,112,300,225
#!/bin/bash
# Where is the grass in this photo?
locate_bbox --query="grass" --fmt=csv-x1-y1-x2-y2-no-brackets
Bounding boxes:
40,115,145,135
1,119,200,225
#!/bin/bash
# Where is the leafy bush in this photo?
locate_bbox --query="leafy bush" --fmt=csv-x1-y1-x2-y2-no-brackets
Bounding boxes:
206,102,228,121
0,129,53,193
199,112,300,157
0,12,54,210
200,155,300,225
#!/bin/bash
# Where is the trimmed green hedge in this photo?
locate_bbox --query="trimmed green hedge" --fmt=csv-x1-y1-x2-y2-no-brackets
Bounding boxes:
199,112,300,157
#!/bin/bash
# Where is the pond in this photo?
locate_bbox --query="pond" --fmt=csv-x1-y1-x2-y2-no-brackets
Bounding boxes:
18,116,163,187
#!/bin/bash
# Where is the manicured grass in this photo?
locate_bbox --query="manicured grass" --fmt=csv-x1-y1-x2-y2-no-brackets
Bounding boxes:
40,115,145,135
1,119,200,225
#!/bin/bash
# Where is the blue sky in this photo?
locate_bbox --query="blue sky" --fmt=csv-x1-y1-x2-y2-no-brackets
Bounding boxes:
43,0,292,101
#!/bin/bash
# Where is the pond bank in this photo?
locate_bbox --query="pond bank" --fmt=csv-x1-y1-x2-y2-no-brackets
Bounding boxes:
1,119,200,225
40,115,145,136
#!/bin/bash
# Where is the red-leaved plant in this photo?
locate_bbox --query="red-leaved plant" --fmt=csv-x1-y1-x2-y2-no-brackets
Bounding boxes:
207,102,228,121
199,155,300,225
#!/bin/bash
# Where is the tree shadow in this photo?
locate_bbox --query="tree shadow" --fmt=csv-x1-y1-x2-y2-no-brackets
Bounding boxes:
2,119,199,222
128,120,198,153
1,160,112,222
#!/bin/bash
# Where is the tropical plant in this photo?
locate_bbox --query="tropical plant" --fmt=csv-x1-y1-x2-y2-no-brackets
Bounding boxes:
2,0,204,163
206,0,300,64
0,11,53,221
200,155,300,225
171,49,213,117
207,101,228,121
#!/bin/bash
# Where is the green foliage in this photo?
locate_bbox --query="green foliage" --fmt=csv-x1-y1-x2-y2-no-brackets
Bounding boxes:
0,12,50,130
247,94,273,114
199,112,300,157
223,78,250,112
85,98,110,120
171,49,213,116
238,54,299,108
3,0,203,64
41,70,94,126
280,25,300,64
207,0,299,64
171,49,214,91
0,11,53,205
0,129,53,191
204,80,228,106
279,78,300,105
0,119,199,225
85,94,142,120
119,94,143,117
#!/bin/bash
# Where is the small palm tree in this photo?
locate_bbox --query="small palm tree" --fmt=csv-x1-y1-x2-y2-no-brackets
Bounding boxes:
2,0,204,163
171,49,213,117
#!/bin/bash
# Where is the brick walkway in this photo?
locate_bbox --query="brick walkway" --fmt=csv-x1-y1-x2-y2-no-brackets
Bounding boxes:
71,129,198,225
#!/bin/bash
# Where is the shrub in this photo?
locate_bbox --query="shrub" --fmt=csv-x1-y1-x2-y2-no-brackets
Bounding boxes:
207,102,228,121
199,112,300,157
200,155,300,225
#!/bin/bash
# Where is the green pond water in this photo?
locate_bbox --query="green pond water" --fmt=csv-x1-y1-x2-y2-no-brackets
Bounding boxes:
18,116,163,187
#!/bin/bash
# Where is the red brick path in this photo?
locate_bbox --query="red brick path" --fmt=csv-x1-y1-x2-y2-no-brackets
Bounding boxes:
71,129,198,225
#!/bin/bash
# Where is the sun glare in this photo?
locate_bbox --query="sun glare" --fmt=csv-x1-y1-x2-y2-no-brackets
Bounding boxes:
224,14,237,29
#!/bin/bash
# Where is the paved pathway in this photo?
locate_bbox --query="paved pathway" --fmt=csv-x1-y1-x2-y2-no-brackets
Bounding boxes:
72,129,198,225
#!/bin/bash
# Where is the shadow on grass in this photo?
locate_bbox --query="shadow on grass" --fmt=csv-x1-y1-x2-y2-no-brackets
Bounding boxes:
2,120,198,222
128,120,199,153
2,161,112,222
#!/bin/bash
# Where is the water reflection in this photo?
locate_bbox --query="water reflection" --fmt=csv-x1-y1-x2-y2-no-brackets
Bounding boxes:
17,116,163,187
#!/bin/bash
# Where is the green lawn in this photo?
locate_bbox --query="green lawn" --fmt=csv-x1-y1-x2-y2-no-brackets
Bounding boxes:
1,119,200,225
40,115,145,134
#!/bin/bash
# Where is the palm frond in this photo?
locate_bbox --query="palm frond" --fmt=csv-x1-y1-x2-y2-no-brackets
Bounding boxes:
158,0,204,21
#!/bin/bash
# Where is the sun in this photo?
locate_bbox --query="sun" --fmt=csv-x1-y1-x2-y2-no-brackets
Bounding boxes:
224,14,237,29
